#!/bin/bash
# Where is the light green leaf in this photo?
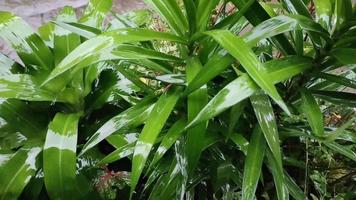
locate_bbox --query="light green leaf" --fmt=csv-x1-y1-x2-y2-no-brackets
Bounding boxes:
185,57,208,174
251,92,283,168
0,74,62,102
266,150,289,200
324,142,356,161
0,146,42,200
130,87,181,198
196,0,219,32
0,12,53,73
42,28,187,86
54,6,81,66
185,54,235,94
145,0,188,36
300,89,324,137
149,119,186,169
80,0,112,28
242,126,266,200
206,30,290,114
80,97,155,156
187,74,258,129
43,113,81,200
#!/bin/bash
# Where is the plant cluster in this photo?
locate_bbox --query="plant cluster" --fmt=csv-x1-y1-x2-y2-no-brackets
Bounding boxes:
0,0,355,199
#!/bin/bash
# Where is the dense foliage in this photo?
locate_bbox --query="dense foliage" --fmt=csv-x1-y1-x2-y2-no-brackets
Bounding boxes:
0,0,355,199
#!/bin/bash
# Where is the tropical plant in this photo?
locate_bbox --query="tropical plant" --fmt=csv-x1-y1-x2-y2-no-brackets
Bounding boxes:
0,0,355,199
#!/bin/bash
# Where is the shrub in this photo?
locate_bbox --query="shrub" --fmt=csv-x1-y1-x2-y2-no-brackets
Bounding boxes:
0,0,355,199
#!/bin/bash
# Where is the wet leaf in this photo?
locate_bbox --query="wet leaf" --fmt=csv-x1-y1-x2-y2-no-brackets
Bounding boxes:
242,126,266,200
0,12,53,73
80,97,155,155
206,30,290,114
131,87,181,197
43,113,81,199
0,146,42,200
300,89,324,137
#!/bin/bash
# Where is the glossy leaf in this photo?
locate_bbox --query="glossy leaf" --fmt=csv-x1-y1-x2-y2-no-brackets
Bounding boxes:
284,171,307,200
131,87,181,197
112,44,183,63
0,146,42,200
251,92,283,168
324,142,356,161
242,126,266,200
185,54,235,94
43,113,81,199
187,74,258,129
149,119,186,168
80,97,155,155
206,30,290,114
264,56,313,83
53,6,81,65
0,74,74,103
0,12,53,72
0,53,22,75
38,22,55,48
98,143,135,165
42,28,187,86
311,72,356,89
79,0,112,28
53,21,100,39
311,90,356,107
245,15,330,47
185,57,208,174
266,150,289,200
300,89,324,137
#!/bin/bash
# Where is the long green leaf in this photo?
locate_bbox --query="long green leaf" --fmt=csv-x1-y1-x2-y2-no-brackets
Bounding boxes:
43,113,81,199
284,171,307,200
300,89,324,137
245,15,329,47
79,0,112,28
314,0,332,30
0,12,53,72
266,150,289,200
80,97,155,156
311,90,356,107
42,28,187,86
130,87,181,198
185,57,208,174
251,92,283,168
185,54,235,94
112,44,183,63
264,56,313,83
196,0,219,32
231,0,295,55
324,142,356,161
149,119,186,169
0,74,74,103
312,72,356,89
0,146,42,200
242,126,266,200
0,53,22,75
206,30,290,114
187,74,258,129
145,0,188,36
332,48,356,65
54,6,81,66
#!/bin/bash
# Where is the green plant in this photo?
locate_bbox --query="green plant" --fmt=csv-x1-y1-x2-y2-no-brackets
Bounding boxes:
0,0,355,199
